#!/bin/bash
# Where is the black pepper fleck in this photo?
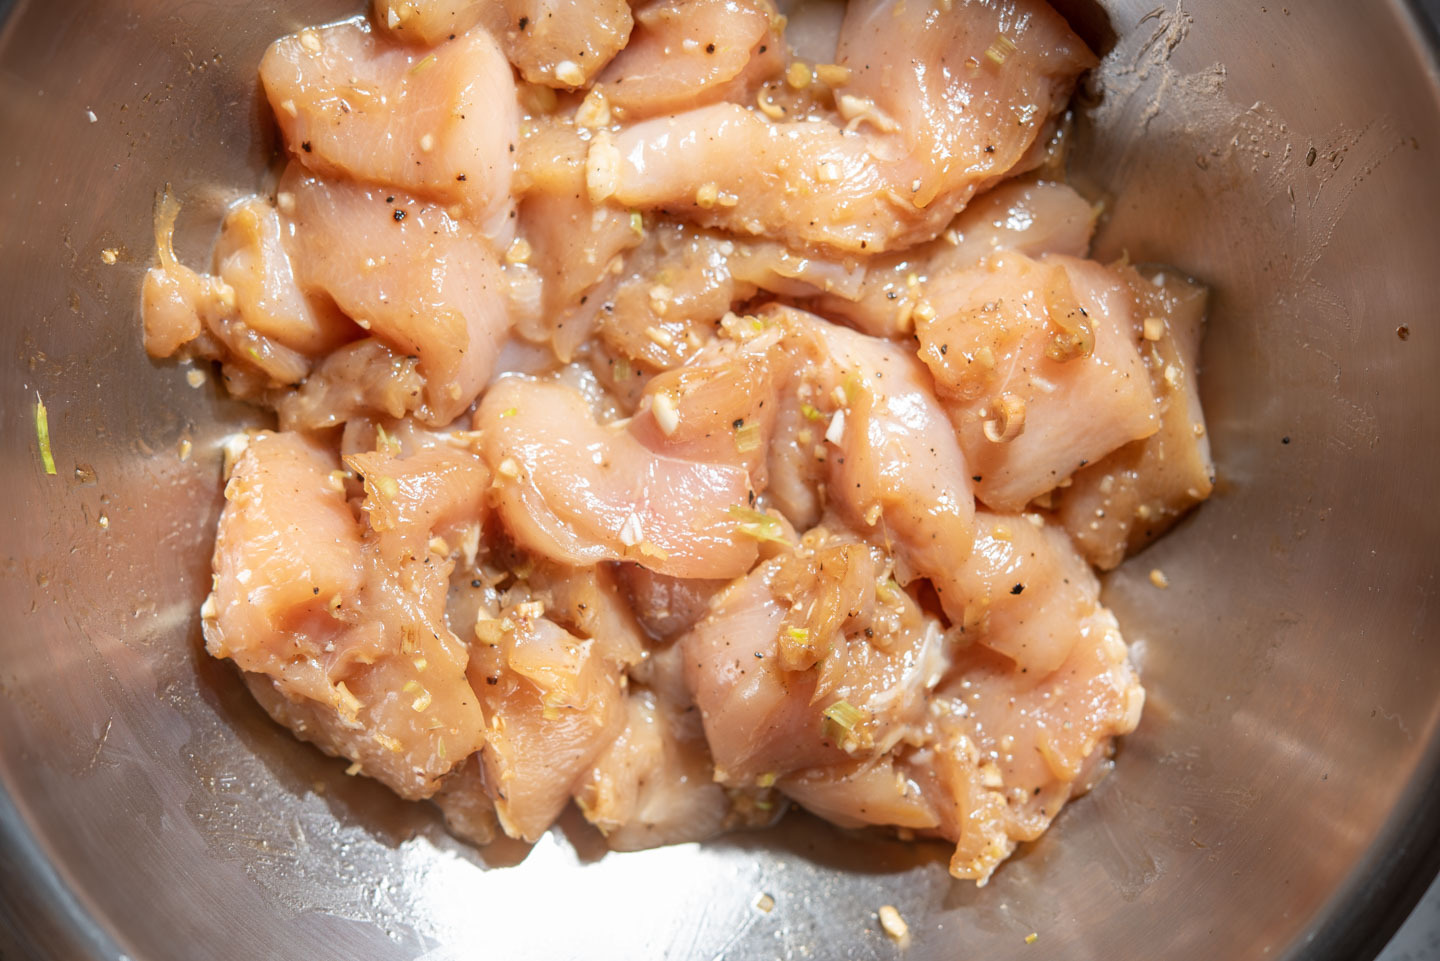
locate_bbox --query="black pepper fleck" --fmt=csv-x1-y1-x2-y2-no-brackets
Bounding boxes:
1010,583,1024,595
393,209,406,221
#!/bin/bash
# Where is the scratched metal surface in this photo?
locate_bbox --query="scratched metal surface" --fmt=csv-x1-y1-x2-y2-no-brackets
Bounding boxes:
0,1,1438,959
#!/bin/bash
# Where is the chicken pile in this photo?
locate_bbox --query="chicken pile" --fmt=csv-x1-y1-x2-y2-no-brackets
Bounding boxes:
142,0,1213,883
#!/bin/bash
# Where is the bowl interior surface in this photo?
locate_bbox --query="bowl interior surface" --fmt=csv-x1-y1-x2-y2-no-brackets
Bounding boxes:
1,1,1438,958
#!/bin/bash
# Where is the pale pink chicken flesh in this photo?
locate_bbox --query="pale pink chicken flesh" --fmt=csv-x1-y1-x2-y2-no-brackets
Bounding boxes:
140,0,1214,885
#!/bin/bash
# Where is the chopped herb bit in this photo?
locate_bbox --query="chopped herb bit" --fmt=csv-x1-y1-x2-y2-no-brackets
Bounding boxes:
728,505,789,544
822,699,864,741
34,395,56,475
800,402,823,421
985,33,1018,66
375,423,400,455
734,420,762,453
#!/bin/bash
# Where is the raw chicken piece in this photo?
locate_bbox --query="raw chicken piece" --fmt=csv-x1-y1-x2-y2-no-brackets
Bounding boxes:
945,510,1102,675
374,0,485,46
602,0,1093,252
478,0,633,88
1056,267,1214,568
574,687,732,851
431,754,500,845
283,170,511,425
260,18,517,236
468,603,626,841
772,309,978,619
834,0,1094,232
141,190,313,388
629,327,785,479
213,196,356,357
594,222,744,372
919,601,1144,882
275,339,425,431
205,432,488,799
206,432,365,706
603,102,889,252
476,376,760,578
589,221,862,372
682,527,947,786
514,559,651,670
512,121,642,362
817,179,1097,338
595,0,783,121
779,755,941,831
140,190,225,359
914,251,1158,511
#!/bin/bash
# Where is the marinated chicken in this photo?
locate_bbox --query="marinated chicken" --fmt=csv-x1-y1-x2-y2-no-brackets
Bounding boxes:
144,0,1213,886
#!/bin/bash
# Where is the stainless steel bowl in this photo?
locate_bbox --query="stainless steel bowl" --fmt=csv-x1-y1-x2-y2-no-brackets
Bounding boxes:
2,1,1438,958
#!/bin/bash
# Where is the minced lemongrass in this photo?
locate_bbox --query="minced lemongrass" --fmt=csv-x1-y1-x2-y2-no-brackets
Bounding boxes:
822,699,864,742
734,420,762,453
985,33,1017,65
728,505,788,544
34,394,56,475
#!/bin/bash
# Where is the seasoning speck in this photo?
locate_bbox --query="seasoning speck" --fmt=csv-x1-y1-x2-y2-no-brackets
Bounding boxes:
1397,325,1410,341
878,905,910,945
1010,583,1025,595
754,892,775,913
1025,932,1039,945
186,368,207,388
1149,568,1170,590
100,247,119,265
393,209,407,221
98,513,110,530
86,109,98,124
